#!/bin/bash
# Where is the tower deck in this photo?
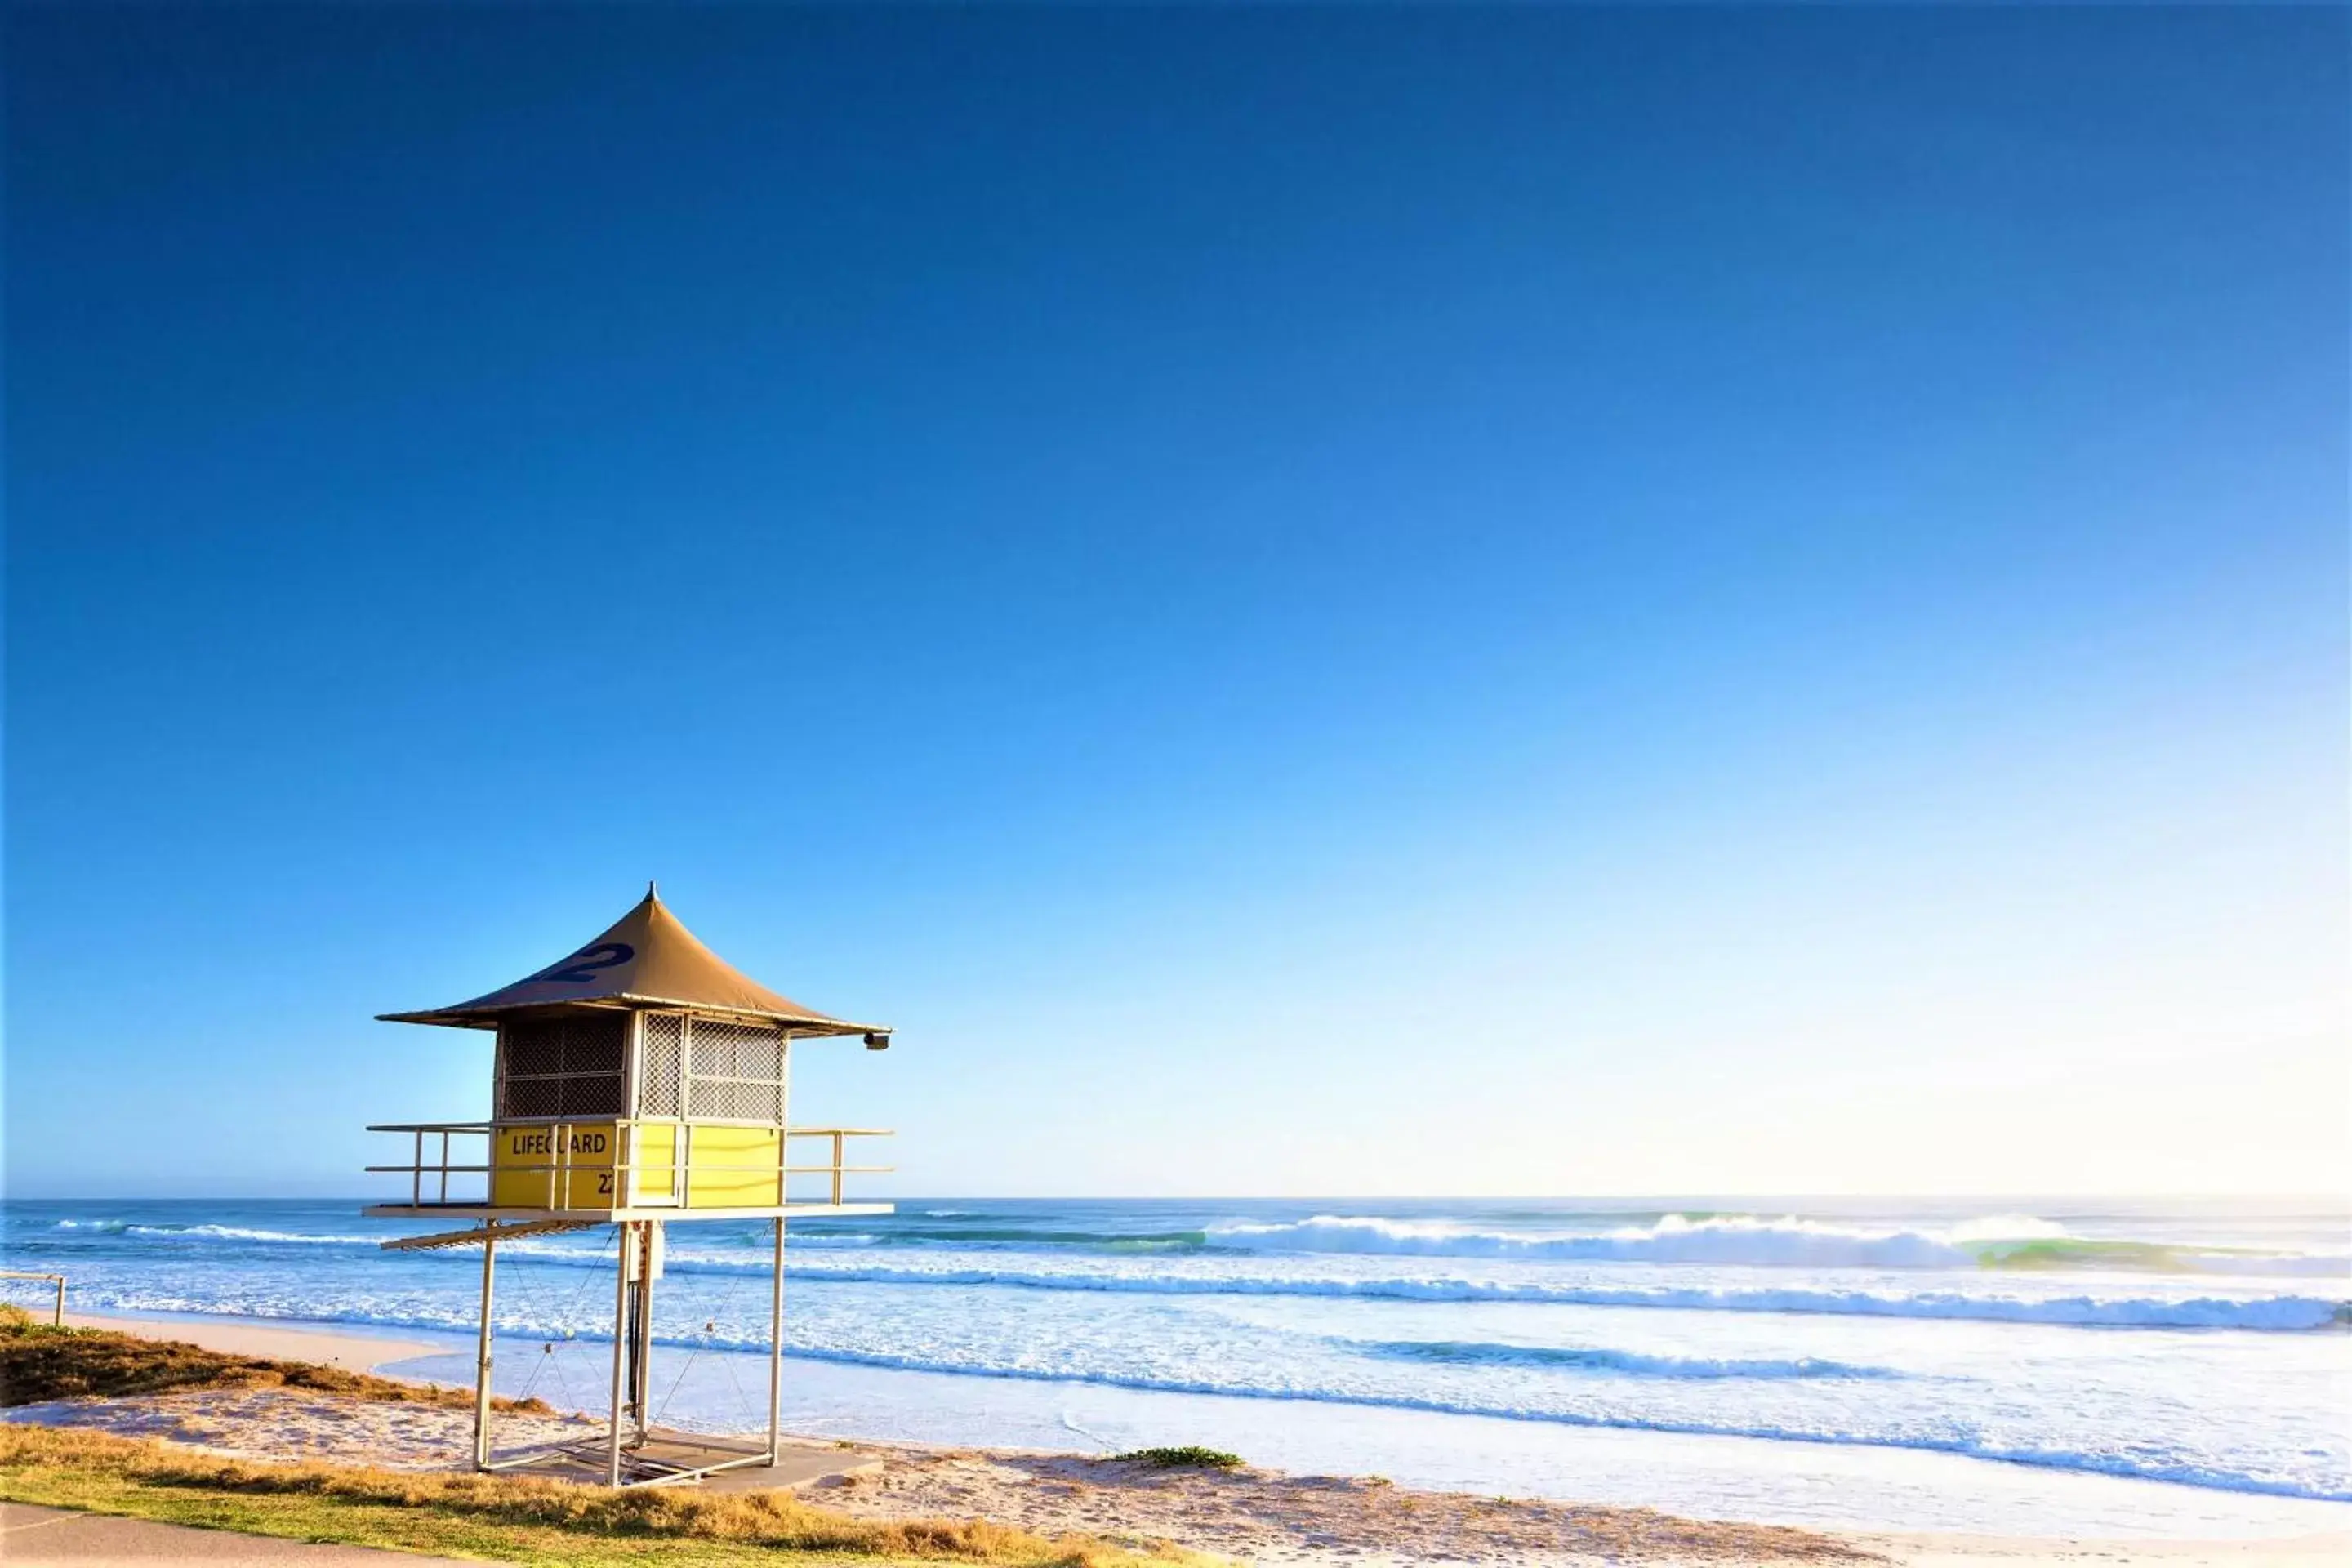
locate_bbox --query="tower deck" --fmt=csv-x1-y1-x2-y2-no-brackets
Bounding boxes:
366,1117,893,1219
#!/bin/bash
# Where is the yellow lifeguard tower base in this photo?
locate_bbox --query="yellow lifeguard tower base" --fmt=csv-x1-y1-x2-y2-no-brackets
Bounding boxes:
366,884,893,1487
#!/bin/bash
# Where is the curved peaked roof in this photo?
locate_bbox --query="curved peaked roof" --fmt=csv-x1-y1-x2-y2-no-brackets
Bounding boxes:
379,888,888,1038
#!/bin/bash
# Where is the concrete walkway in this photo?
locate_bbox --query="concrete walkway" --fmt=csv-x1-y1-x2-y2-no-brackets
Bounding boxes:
0,1502,488,1565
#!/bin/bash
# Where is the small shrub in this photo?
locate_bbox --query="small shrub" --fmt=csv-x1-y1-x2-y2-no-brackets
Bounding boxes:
1108,1447,1243,1471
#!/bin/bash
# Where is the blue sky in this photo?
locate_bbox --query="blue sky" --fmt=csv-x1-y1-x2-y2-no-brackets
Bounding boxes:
6,7,2345,1199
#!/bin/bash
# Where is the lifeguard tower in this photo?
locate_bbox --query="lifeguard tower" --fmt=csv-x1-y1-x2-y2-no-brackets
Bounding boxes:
366,885,893,1487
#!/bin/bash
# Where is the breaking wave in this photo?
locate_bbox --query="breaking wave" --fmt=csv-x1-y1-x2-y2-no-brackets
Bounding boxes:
45,1221,378,1246
1343,1338,1902,1379
767,1259,2350,1330
44,1209,2347,1281
1206,1214,2348,1276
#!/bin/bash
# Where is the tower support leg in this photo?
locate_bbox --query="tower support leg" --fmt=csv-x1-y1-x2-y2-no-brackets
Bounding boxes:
608,1220,630,1487
630,1227,655,1443
767,1216,785,1463
472,1234,497,1471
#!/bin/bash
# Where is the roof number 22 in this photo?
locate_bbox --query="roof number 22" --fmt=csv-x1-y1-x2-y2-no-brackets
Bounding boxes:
530,942,634,986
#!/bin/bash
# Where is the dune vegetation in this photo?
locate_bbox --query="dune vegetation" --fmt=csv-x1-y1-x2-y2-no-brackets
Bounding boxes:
0,1305,548,1414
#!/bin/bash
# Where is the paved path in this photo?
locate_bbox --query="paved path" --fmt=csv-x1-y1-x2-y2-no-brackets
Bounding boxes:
0,1502,488,1565
697,1443,884,1494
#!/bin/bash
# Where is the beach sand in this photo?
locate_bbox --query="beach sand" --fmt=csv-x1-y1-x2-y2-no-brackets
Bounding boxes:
1851,1535,2352,1568
791,1446,2352,1568
56,1312,442,1374
8,1316,2346,1567
5,1386,604,1471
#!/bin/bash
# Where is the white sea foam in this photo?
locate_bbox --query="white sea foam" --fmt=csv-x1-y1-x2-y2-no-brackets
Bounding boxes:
1944,1215,2074,1244
1210,1213,1978,1267
47,1221,378,1245
767,1259,2349,1330
51,1211,2336,1329
64,1209,2348,1280
126,1224,382,1245
1205,1213,2345,1276
95,1241,2335,1330
1343,1338,1904,1379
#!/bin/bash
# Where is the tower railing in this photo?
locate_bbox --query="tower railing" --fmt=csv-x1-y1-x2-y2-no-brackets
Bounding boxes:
363,1120,891,1213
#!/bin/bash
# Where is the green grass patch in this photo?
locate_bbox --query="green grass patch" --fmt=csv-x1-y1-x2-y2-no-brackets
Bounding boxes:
0,1427,1207,1566
1108,1448,1243,1472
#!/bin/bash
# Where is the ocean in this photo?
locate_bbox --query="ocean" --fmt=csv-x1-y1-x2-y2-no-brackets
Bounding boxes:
5,1196,2348,1538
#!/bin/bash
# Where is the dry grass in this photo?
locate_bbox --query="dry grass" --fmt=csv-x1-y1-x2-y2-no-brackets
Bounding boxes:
0,1307,550,1415
0,1425,1209,1566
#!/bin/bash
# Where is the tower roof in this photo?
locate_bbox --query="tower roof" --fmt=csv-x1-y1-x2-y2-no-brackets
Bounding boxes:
379,887,888,1038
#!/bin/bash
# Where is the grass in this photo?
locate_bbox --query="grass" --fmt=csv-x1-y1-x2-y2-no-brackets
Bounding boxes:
1107,1449,1243,1472
0,1306,550,1414
0,1427,1207,1567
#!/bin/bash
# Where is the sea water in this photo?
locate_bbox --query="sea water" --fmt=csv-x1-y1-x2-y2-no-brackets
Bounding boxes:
5,1197,2347,1537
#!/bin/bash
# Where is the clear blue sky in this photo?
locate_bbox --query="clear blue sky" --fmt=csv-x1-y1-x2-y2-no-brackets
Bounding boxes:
5,7,2344,1199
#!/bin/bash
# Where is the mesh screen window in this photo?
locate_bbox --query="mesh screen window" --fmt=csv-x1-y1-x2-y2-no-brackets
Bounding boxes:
686,1018,786,1121
639,1013,685,1116
497,1013,789,1124
497,1014,628,1119
635,1013,788,1124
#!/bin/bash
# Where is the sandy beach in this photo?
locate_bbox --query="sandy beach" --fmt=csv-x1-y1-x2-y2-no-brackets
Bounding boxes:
56,1312,443,1374
5,1315,2344,1568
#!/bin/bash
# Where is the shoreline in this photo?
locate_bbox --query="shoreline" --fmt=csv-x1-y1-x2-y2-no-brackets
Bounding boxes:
11,1312,2348,1566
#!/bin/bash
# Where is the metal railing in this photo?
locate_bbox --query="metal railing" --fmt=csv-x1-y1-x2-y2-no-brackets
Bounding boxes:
365,1120,891,1212
1,1272,67,1325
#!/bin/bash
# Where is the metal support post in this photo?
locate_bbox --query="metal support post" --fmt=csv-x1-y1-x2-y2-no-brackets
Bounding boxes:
630,1227,655,1443
608,1221,629,1487
473,1234,497,1470
767,1216,785,1463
